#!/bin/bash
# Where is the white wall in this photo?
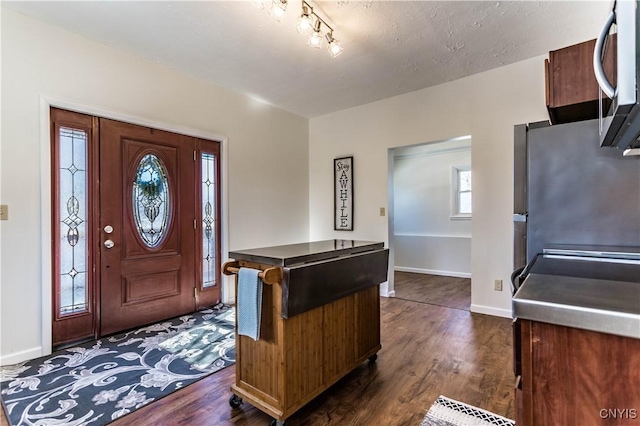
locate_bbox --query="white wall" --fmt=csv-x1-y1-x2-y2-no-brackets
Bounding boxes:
394,235,471,278
394,148,472,235
309,56,549,318
0,9,309,364
394,148,471,277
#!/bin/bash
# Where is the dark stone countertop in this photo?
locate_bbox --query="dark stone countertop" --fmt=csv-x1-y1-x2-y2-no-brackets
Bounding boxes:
229,239,384,267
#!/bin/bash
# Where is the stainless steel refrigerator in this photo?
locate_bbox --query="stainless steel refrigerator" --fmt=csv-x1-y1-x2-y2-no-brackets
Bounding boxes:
513,118,640,271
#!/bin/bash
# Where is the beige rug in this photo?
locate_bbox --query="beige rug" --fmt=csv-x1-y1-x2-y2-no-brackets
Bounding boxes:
420,395,514,426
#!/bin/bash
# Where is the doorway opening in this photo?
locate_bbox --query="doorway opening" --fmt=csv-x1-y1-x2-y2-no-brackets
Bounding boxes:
387,136,472,310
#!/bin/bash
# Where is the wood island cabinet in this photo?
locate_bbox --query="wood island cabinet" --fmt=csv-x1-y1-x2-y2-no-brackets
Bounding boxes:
545,37,616,125
223,240,389,425
514,319,640,425
231,268,381,423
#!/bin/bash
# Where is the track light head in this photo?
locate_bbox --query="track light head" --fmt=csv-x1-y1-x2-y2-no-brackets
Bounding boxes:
269,0,287,21
326,32,344,58
252,0,266,10
307,20,323,48
296,5,314,35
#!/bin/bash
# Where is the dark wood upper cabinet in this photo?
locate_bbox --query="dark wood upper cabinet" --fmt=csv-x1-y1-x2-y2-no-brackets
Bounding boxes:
545,37,617,124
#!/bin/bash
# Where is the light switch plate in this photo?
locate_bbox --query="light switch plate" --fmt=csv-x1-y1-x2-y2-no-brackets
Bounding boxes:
0,205,7,220
379,207,385,216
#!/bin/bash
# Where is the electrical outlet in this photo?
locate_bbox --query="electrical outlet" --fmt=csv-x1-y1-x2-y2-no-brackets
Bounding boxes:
379,207,385,216
494,279,503,291
0,205,7,220
494,280,503,291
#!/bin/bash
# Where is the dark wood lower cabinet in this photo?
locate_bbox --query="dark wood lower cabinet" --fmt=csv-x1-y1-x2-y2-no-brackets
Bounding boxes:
514,320,640,425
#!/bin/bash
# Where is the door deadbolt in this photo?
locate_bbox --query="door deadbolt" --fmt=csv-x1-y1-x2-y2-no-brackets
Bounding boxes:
104,225,114,234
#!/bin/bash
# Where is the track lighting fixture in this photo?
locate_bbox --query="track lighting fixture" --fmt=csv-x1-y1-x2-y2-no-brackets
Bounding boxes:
253,0,344,58
299,1,343,57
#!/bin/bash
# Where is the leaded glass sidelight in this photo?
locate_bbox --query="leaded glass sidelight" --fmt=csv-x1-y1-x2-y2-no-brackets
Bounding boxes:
132,154,171,248
202,153,217,288
58,127,88,315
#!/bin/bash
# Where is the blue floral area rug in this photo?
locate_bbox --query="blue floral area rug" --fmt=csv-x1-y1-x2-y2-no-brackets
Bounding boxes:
0,305,235,426
420,395,515,426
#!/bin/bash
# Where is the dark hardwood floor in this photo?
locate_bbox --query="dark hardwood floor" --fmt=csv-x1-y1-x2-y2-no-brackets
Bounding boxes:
1,289,513,426
394,271,471,310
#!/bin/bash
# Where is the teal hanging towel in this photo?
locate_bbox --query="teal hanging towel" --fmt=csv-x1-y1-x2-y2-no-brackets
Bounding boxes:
237,267,263,340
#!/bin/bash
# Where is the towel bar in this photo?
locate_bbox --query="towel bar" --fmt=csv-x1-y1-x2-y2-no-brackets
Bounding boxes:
222,261,282,285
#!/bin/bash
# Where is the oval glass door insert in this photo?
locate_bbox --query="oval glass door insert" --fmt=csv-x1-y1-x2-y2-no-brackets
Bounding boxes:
132,154,171,248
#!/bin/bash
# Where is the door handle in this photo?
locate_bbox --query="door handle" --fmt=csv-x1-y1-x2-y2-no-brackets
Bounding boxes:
104,239,115,249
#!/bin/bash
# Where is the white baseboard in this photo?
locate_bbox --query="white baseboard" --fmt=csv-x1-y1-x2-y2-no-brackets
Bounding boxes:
379,281,395,297
0,346,43,366
394,266,471,279
470,304,512,319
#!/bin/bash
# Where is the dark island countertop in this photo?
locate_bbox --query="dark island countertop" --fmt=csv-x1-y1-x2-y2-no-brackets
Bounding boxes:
229,239,389,318
229,239,384,267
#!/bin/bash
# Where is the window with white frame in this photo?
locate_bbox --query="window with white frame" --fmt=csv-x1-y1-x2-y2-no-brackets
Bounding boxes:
451,165,472,219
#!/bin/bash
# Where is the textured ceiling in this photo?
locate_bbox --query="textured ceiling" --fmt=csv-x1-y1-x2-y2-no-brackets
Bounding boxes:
3,1,611,117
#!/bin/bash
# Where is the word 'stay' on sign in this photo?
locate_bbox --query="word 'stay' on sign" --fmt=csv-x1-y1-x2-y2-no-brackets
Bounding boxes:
334,156,353,231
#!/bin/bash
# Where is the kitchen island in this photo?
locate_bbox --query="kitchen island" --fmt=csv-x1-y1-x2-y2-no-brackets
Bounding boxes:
223,240,389,426
512,252,640,425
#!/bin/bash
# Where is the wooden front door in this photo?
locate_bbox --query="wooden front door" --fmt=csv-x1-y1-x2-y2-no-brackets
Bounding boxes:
51,108,222,347
99,118,197,336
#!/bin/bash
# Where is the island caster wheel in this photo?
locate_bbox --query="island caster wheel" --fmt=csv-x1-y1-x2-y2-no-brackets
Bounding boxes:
229,394,243,409
368,353,378,363
269,419,285,426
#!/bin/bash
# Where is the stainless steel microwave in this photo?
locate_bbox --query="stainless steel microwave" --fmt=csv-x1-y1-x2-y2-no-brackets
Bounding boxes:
594,0,640,156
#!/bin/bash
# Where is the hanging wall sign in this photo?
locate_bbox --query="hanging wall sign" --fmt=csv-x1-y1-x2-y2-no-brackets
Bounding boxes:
334,156,354,231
